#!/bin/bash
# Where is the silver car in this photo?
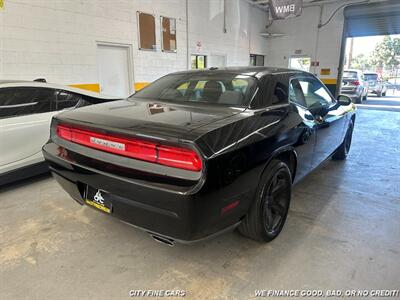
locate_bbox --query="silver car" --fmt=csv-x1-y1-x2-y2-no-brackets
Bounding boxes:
341,69,368,103
364,72,387,97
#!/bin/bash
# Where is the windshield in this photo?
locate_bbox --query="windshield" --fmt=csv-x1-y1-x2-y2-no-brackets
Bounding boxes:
364,74,378,81
132,72,258,107
343,71,358,79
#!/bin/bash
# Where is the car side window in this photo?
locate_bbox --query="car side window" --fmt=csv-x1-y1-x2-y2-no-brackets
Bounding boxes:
297,77,334,110
34,88,55,113
0,87,53,119
289,79,307,107
56,90,81,110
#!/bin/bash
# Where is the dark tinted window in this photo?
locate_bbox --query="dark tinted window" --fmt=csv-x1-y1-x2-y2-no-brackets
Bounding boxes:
55,91,81,110
0,87,53,118
252,74,289,109
133,73,257,107
364,73,378,81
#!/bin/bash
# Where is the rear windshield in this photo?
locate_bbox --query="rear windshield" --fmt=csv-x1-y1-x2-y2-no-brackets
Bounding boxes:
132,72,258,107
343,71,358,79
364,74,378,81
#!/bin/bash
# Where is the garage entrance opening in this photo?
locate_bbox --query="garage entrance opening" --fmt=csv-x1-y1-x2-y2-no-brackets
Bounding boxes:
338,1,400,112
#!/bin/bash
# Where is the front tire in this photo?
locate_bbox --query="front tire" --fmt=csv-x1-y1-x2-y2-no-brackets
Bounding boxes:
238,160,292,242
332,119,354,160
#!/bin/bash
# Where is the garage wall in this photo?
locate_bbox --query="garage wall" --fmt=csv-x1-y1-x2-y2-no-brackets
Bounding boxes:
266,1,346,93
0,0,268,93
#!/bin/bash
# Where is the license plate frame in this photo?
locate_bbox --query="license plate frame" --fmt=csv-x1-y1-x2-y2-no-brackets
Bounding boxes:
85,186,112,214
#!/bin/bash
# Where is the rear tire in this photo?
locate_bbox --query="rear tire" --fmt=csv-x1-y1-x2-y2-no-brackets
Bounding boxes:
363,93,367,101
377,91,382,97
238,160,292,242
332,119,354,160
382,91,386,97
355,96,362,104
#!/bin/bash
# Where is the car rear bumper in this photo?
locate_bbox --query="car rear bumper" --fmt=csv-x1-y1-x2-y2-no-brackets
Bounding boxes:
42,142,250,243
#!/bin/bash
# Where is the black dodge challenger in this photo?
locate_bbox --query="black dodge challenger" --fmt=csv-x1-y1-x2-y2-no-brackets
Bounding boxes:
42,67,356,245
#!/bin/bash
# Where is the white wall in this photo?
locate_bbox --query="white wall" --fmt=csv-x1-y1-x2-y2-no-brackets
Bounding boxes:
266,1,346,84
0,0,269,91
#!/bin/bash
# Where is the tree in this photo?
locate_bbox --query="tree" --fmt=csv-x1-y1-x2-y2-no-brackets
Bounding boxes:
350,54,374,71
370,36,400,74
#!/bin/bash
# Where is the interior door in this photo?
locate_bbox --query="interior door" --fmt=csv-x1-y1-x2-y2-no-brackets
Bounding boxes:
97,44,132,97
0,87,57,170
296,76,347,168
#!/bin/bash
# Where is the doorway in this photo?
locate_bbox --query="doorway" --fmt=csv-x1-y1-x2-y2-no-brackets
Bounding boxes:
97,43,133,97
288,56,311,72
337,1,400,111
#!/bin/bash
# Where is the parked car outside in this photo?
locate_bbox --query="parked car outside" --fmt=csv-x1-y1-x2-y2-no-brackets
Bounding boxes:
364,72,387,97
340,69,368,103
43,67,356,245
0,81,120,185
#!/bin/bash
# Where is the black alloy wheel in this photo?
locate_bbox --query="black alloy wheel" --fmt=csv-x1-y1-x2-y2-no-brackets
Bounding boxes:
263,169,291,235
238,159,292,242
333,119,354,160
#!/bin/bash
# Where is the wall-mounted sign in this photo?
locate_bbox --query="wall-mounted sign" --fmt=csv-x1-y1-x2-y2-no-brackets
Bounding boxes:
294,49,302,55
0,0,4,9
320,68,331,75
311,61,320,67
269,0,303,20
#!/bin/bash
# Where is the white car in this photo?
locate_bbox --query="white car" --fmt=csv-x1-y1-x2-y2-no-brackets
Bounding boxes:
0,81,120,185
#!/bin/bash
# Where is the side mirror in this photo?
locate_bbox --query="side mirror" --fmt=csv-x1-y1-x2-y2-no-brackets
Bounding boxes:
337,94,352,106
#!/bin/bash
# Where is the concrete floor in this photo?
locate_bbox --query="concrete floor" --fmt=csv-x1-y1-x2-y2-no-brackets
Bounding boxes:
1,109,399,299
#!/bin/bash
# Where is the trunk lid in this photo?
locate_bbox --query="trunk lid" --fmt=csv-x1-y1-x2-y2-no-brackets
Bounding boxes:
55,98,245,141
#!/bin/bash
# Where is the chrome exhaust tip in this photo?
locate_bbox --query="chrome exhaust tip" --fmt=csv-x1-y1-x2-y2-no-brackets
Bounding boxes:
150,234,175,247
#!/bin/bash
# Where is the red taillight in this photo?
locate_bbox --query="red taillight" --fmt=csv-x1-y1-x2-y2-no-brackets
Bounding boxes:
352,80,360,86
56,124,202,172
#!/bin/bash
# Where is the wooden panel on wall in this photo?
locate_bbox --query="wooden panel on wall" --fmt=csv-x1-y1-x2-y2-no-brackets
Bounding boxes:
138,12,156,50
161,16,177,52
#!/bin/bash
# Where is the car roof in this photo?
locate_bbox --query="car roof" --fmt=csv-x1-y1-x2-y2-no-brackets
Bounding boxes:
0,81,121,100
363,72,378,75
169,66,306,79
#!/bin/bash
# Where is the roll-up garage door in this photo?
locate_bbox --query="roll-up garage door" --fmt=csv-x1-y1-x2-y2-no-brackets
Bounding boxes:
344,0,400,37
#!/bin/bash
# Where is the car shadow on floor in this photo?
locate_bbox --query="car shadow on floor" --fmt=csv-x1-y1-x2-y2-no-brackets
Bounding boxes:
0,172,52,194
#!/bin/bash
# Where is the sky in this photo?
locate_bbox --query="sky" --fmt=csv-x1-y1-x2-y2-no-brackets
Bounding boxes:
348,34,400,57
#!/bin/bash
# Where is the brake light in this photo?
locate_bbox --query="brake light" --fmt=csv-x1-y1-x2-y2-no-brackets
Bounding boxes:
352,80,360,86
56,124,202,172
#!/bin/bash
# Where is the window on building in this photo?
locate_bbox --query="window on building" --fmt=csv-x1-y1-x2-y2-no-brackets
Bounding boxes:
161,16,177,52
288,56,311,72
191,55,207,69
250,54,265,66
137,12,156,50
